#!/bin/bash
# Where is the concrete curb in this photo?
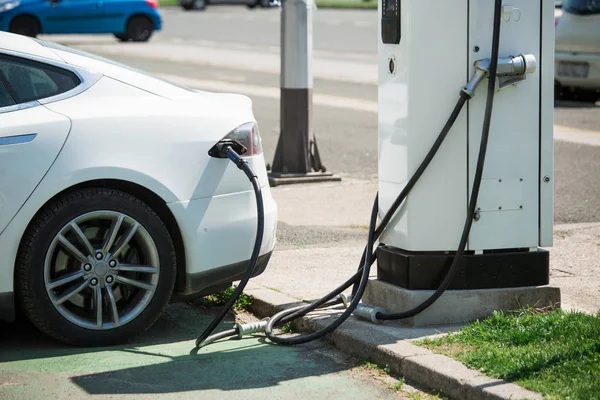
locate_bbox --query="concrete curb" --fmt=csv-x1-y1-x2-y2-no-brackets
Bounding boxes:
245,282,542,400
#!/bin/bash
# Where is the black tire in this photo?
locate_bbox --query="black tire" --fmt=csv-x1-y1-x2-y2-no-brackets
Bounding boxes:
181,0,205,10
9,15,40,38
15,188,177,347
579,90,599,104
126,16,154,42
114,33,129,42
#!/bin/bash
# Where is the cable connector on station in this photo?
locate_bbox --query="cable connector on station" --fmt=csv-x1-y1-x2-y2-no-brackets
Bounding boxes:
462,53,537,98
352,303,387,324
235,318,270,338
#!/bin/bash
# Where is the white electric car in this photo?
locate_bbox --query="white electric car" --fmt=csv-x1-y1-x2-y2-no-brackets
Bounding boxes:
0,31,277,346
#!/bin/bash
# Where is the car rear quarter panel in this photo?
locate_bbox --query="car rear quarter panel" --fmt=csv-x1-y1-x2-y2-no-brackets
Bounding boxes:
555,12,600,54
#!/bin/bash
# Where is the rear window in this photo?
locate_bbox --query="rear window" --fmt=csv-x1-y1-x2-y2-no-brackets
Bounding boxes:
0,54,80,105
563,0,600,15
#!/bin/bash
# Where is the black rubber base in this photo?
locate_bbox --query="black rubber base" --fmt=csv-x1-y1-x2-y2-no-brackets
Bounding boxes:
376,244,550,290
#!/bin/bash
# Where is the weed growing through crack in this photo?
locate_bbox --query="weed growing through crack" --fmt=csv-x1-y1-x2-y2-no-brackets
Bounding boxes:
193,285,254,311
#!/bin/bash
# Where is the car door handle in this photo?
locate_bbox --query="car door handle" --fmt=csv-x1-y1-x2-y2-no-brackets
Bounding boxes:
0,134,37,146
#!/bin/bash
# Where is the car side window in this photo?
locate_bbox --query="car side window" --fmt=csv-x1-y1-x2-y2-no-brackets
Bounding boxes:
563,0,600,14
0,54,81,106
0,80,15,108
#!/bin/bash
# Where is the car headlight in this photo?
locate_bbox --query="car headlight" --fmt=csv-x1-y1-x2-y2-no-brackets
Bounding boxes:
0,0,20,12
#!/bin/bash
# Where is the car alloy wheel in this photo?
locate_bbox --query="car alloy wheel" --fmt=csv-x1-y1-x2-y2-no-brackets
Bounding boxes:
193,0,206,10
44,211,160,331
16,188,176,346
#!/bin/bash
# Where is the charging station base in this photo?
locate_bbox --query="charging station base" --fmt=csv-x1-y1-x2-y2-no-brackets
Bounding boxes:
362,279,561,327
376,245,550,290
268,172,342,187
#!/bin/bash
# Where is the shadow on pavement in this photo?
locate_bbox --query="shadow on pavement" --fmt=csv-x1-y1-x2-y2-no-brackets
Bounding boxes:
555,100,599,109
0,302,224,362
0,302,351,396
69,336,346,395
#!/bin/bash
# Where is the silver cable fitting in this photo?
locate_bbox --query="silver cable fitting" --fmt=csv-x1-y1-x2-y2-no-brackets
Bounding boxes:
340,293,352,308
352,303,387,324
235,318,270,338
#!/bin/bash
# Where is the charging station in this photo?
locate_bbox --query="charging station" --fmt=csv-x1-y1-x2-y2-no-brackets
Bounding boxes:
197,0,562,348
364,0,560,326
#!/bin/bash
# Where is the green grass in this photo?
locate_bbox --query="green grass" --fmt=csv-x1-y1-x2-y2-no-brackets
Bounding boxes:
193,285,254,311
280,321,294,334
416,308,600,400
158,0,178,6
362,361,391,374
157,0,377,8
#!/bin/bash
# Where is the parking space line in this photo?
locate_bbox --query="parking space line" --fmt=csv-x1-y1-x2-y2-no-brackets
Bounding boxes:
554,125,600,147
158,74,378,113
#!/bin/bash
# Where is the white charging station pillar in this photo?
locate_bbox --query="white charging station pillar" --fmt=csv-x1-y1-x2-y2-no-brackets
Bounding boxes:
367,0,559,323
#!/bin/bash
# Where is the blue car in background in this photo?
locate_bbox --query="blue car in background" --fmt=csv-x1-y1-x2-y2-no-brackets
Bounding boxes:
0,0,162,42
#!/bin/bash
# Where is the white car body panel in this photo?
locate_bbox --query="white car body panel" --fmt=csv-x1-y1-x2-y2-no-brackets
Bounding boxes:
0,33,277,303
0,34,64,62
0,106,71,234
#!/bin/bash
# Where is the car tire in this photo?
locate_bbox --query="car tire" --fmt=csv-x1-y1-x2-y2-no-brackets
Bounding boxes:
192,0,206,10
126,16,154,42
181,0,206,10
15,188,177,347
9,16,40,38
579,90,599,104
114,33,129,42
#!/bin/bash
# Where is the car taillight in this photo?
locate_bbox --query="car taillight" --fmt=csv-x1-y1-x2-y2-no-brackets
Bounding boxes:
146,0,158,8
223,122,263,157
208,122,263,159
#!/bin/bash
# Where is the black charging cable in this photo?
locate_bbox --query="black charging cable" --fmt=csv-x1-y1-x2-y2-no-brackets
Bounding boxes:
195,145,265,348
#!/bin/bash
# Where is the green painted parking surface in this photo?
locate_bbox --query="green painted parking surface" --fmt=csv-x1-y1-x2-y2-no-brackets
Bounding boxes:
1,303,397,399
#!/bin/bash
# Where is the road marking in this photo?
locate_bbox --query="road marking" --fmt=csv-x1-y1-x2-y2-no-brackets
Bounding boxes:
67,42,378,85
554,125,600,147
158,74,378,113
